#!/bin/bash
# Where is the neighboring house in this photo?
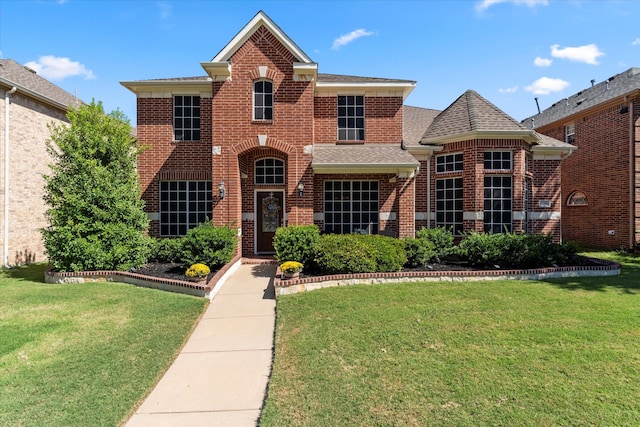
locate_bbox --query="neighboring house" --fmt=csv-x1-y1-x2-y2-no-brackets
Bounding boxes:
523,68,640,250
0,59,82,266
121,11,573,257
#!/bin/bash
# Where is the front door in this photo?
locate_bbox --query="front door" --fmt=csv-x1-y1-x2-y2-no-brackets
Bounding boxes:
257,191,283,253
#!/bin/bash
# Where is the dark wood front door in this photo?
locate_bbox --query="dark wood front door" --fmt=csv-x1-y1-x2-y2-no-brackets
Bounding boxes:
257,191,283,253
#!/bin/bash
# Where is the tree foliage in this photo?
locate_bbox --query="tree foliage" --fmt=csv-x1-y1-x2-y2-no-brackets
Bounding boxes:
42,101,150,271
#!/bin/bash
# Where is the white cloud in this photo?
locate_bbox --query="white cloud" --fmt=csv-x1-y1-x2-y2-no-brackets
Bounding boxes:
534,57,552,67
550,44,604,65
525,77,569,95
332,29,375,50
24,56,95,81
476,0,548,12
499,86,518,94
632,38,640,46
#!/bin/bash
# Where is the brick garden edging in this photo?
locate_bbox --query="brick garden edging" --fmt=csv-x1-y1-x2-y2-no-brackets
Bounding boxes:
274,257,621,296
45,253,243,299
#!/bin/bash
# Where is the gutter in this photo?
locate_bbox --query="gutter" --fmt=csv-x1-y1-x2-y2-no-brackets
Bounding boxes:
4,86,17,267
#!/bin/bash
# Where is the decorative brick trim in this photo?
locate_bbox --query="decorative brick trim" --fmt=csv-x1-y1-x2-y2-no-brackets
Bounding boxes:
230,136,296,155
273,257,621,296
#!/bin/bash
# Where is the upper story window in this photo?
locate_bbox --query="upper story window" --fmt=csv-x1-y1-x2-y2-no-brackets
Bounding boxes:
436,153,463,173
255,158,284,184
565,123,575,144
254,80,273,120
337,95,364,141
484,151,512,170
174,95,200,141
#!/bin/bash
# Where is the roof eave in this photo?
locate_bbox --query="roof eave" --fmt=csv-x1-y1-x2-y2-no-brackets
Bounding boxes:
315,81,416,99
420,130,540,145
0,76,77,111
312,162,419,175
120,79,213,95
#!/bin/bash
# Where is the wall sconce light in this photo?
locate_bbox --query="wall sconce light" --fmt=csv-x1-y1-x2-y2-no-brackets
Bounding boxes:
218,180,226,199
297,179,305,197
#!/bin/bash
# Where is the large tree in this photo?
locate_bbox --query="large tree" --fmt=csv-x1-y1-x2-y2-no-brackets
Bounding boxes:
42,101,149,271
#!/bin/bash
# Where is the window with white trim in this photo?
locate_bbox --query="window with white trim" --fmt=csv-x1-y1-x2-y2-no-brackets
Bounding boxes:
565,123,575,145
484,151,512,170
436,153,463,173
255,158,284,184
324,181,378,234
173,95,200,141
254,80,273,120
483,176,512,233
160,181,212,236
337,95,364,141
436,178,463,235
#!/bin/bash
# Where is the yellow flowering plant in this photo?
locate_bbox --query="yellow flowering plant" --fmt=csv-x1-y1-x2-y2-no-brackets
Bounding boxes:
280,261,303,274
185,263,211,278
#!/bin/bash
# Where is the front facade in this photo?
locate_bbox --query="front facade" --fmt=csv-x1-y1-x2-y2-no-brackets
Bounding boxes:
523,68,640,250
0,59,82,266
123,11,573,257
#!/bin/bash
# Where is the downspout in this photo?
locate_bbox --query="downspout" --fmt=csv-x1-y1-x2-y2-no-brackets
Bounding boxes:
4,86,17,267
427,155,431,229
629,99,635,250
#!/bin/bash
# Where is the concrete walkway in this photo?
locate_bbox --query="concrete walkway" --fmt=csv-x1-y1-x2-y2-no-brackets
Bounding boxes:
125,262,277,427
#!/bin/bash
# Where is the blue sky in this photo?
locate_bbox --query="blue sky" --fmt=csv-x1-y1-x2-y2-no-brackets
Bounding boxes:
1,0,639,126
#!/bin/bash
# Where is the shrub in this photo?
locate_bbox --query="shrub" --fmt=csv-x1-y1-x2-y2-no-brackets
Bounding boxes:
180,222,237,269
314,234,377,274
185,263,211,278
403,236,437,268
149,237,184,263
314,234,406,274
273,225,320,268
415,227,456,261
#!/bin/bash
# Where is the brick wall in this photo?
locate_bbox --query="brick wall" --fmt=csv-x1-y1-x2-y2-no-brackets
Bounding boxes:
536,98,640,249
0,90,69,265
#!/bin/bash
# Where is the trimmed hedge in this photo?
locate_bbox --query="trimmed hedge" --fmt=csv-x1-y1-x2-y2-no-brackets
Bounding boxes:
180,222,237,269
273,225,320,269
148,237,185,263
314,234,406,275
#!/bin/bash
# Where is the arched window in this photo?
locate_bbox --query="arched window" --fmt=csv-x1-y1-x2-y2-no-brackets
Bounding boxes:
255,158,284,184
254,80,273,120
567,191,588,206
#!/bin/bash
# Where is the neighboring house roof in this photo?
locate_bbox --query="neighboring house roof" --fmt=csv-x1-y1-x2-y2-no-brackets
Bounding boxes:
0,59,82,110
312,144,419,175
522,67,640,129
403,105,440,148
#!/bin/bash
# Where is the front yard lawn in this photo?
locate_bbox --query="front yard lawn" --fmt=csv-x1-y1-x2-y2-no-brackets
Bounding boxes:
0,264,207,426
261,252,640,426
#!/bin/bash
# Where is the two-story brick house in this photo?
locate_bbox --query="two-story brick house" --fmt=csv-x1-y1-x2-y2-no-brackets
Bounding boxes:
122,11,574,257
523,68,640,250
0,59,82,266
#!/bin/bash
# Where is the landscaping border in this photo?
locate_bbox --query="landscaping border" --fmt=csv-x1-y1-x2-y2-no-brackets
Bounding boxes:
45,256,620,298
274,257,621,296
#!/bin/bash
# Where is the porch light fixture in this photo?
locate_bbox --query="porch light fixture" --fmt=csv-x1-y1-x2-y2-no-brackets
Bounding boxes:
297,179,305,197
218,180,226,199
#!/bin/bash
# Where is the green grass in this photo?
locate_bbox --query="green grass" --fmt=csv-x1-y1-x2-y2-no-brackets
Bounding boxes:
0,263,207,426
261,252,640,426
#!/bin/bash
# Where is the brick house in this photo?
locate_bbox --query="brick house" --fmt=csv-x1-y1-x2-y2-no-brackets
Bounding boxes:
0,59,82,266
122,11,574,257
523,68,640,250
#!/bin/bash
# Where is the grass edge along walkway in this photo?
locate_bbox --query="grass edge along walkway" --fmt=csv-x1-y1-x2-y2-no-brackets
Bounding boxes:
0,263,207,427
261,252,640,426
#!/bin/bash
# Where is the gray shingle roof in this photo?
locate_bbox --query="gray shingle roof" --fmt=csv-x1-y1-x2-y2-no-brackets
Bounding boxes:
317,73,416,84
0,59,82,109
403,105,440,148
312,144,419,171
522,67,640,129
422,90,528,140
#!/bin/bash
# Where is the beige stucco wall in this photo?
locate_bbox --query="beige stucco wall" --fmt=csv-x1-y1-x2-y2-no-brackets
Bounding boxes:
0,88,68,265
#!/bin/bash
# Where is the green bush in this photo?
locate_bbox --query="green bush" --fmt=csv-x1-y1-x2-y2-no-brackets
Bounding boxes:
460,231,579,269
415,227,456,261
403,236,437,267
180,222,237,269
314,234,406,274
149,238,184,263
314,234,377,274
273,225,320,268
